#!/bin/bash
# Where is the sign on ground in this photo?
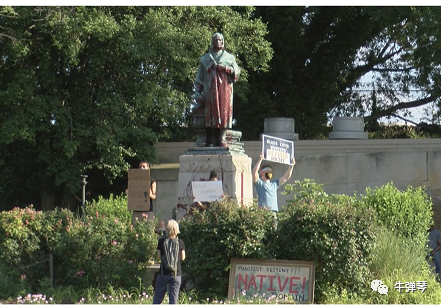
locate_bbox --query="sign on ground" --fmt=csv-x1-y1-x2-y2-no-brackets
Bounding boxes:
228,258,315,303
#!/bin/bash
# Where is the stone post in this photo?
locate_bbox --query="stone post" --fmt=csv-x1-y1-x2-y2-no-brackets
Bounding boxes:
329,116,368,139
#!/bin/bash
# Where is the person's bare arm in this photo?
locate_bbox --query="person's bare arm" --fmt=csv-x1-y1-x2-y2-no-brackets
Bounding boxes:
278,158,296,186
252,152,264,183
197,201,208,210
180,250,186,261
150,181,157,200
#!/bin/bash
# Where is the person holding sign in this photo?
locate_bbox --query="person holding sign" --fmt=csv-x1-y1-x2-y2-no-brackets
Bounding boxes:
139,160,157,214
252,152,296,212
194,170,223,211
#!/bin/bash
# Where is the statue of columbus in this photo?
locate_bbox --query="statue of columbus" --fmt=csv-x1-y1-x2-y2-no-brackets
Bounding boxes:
194,32,240,147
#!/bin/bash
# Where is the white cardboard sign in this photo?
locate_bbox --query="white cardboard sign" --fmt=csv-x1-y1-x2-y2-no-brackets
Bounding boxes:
192,181,223,202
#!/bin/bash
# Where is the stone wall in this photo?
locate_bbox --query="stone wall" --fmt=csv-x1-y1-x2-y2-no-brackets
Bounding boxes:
151,139,441,228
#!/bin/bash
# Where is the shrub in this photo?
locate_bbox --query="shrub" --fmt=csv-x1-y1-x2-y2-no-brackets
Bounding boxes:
53,210,157,291
360,182,433,248
277,179,377,302
0,206,68,295
85,193,132,224
0,261,31,299
321,227,441,304
179,199,276,299
0,197,158,298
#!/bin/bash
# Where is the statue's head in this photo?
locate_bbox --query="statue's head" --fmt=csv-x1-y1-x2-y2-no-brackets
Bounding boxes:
210,32,224,51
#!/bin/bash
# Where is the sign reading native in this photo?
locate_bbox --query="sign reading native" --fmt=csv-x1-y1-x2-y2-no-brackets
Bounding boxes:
228,258,315,304
262,134,294,165
127,169,150,211
192,181,223,202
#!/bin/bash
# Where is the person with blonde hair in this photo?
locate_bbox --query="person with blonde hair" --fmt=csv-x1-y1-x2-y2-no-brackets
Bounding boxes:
153,219,186,304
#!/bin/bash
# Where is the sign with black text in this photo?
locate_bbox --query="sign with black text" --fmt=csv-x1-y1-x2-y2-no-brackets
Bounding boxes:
192,181,223,202
127,169,150,211
228,258,315,303
262,134,294,165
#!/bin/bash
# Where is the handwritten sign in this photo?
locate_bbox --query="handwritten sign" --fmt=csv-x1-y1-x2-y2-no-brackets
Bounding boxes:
191,181,223,202
262,134,294,165
228,258,315,303
127,169,150,211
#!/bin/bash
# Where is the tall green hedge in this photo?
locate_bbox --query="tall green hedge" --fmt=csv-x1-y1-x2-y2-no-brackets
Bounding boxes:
179,200,276,299
276,180,377,301
0,196,157,299
360,182,433,247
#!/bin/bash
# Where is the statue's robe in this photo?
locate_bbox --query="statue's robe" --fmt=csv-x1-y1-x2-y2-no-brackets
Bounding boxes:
195,49,240,129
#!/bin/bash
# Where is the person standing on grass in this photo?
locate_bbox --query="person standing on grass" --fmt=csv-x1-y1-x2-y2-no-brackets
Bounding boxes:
428,225,441,280
153,219,186,304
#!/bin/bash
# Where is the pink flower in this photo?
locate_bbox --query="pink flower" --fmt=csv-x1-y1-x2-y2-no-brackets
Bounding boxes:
21,274,26,280
128,260,133,264
76,270,85,277
112,240,117,245
95,211,99,218
25,219,29,225
114,218,119,223
135,233,139,238
142,213,147,218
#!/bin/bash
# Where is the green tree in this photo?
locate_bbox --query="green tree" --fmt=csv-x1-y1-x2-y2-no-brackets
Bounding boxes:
0,6,272,210
236,7,441,139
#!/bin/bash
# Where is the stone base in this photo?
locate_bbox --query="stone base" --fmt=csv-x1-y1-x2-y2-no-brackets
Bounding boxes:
260,132,299,141
329,117,368,139
329,131,368,139
176,153,253,220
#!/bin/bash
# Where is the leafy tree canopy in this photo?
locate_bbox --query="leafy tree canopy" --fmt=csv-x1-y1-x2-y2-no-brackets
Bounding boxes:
236,6,441,139
0,6,272,210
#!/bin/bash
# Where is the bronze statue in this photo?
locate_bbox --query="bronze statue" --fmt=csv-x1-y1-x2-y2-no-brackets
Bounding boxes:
194,33,240,147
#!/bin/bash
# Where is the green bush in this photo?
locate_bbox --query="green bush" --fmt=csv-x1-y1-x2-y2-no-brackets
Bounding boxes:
360,182,433,248
276,179,377,302
85,193,132,224
53,212,157,291
321,227,441,304
0,261,31,299
0,197,158,298
0,206,67,295
179,199,277,299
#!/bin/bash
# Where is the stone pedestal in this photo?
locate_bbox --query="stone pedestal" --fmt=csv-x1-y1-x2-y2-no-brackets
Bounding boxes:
176,152,253,220
329,116,368,139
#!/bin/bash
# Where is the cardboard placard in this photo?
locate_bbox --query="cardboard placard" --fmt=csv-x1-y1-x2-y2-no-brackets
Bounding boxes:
262,134,294,165
228,258,315,303
192,181,223,202
127,169,150,211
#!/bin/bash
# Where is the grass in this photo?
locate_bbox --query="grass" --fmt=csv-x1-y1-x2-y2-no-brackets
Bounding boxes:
320,227,441,304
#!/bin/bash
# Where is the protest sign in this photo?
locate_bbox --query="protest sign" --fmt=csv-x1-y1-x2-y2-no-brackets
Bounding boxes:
192,181,223,202
228,258,315,303
127,169,150,211
262,134,294,165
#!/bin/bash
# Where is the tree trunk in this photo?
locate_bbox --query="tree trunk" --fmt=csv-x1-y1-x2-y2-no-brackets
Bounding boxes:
40,190,55,211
